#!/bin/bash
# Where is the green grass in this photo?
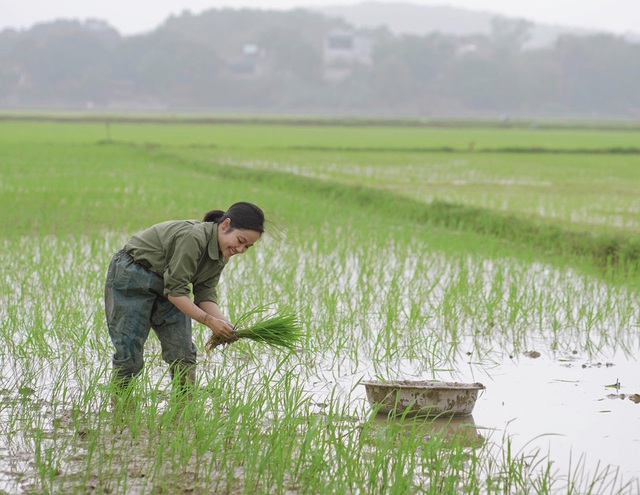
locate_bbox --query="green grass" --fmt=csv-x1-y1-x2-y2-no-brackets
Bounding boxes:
0,114,639,494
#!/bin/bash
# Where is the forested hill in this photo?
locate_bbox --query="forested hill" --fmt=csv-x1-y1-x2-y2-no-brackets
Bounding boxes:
1,6,639,118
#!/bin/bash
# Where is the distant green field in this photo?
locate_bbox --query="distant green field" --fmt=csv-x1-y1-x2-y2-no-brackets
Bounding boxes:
2,116,637,264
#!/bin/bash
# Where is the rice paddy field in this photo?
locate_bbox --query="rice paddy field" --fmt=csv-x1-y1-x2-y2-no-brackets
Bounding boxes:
0,114,639,494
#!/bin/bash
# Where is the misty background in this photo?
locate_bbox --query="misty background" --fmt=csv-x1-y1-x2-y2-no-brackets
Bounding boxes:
1,3,639,118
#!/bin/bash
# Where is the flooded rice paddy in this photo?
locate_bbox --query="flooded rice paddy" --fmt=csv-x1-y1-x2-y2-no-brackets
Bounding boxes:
1,233,638,493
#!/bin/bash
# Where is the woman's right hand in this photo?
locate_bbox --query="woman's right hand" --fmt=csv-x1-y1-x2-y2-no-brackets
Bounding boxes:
205,315,235,339
167,295,236,339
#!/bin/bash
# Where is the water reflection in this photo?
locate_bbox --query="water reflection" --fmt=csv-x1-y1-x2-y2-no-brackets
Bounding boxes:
473,352,640,481
369,413,486,449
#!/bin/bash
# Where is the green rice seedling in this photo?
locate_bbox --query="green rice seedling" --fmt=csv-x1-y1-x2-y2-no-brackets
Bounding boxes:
205,305,304,352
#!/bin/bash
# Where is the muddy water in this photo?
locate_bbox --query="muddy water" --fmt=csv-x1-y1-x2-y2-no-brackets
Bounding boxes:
343,350,640,485
471,352,640,481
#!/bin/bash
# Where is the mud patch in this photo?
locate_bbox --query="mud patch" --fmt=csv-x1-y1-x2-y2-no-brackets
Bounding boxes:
607,393,640,404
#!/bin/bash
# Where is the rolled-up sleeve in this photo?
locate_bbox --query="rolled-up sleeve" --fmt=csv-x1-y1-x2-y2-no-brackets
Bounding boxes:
193,274,220,305
163,229,205,298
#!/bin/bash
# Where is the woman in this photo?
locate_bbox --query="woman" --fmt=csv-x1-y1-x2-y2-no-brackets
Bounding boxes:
104,201,264,396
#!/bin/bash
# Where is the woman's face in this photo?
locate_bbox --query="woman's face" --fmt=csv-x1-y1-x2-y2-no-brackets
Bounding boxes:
217,218,261,259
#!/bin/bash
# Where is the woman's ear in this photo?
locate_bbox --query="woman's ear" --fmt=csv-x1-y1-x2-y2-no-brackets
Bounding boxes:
220,217,232,231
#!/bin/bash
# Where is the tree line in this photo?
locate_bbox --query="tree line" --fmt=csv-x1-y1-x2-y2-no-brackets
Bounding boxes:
1,8,639,117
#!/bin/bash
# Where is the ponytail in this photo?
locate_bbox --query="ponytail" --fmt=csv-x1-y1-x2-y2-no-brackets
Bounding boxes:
202,209,225,223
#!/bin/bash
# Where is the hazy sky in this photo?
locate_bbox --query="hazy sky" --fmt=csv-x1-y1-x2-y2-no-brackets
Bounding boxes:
1,0,638,36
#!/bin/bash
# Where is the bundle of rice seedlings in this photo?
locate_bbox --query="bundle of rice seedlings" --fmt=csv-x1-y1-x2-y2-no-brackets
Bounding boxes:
205,305,304,353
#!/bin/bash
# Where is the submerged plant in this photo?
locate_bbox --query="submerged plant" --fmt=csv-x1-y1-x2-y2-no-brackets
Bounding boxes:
205,305,304,352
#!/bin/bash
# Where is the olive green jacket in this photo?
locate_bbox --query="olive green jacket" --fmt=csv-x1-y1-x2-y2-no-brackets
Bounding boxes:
124,220,227,305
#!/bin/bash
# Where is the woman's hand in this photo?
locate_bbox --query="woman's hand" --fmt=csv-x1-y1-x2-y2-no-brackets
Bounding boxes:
204,315,235,339
167,295,235,338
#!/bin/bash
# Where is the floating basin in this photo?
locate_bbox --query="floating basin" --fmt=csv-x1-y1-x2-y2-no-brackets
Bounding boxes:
362,380,485,417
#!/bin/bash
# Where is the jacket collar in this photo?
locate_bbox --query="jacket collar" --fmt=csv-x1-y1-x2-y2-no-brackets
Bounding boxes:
207,222,223,261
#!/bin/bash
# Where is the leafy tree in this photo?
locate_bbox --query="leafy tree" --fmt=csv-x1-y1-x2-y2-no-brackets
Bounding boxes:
258,26,322,83
10,30,113,103
554,34,640,114
113,31,222,103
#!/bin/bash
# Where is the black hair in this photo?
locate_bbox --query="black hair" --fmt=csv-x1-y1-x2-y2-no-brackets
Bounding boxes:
203,201,265,234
